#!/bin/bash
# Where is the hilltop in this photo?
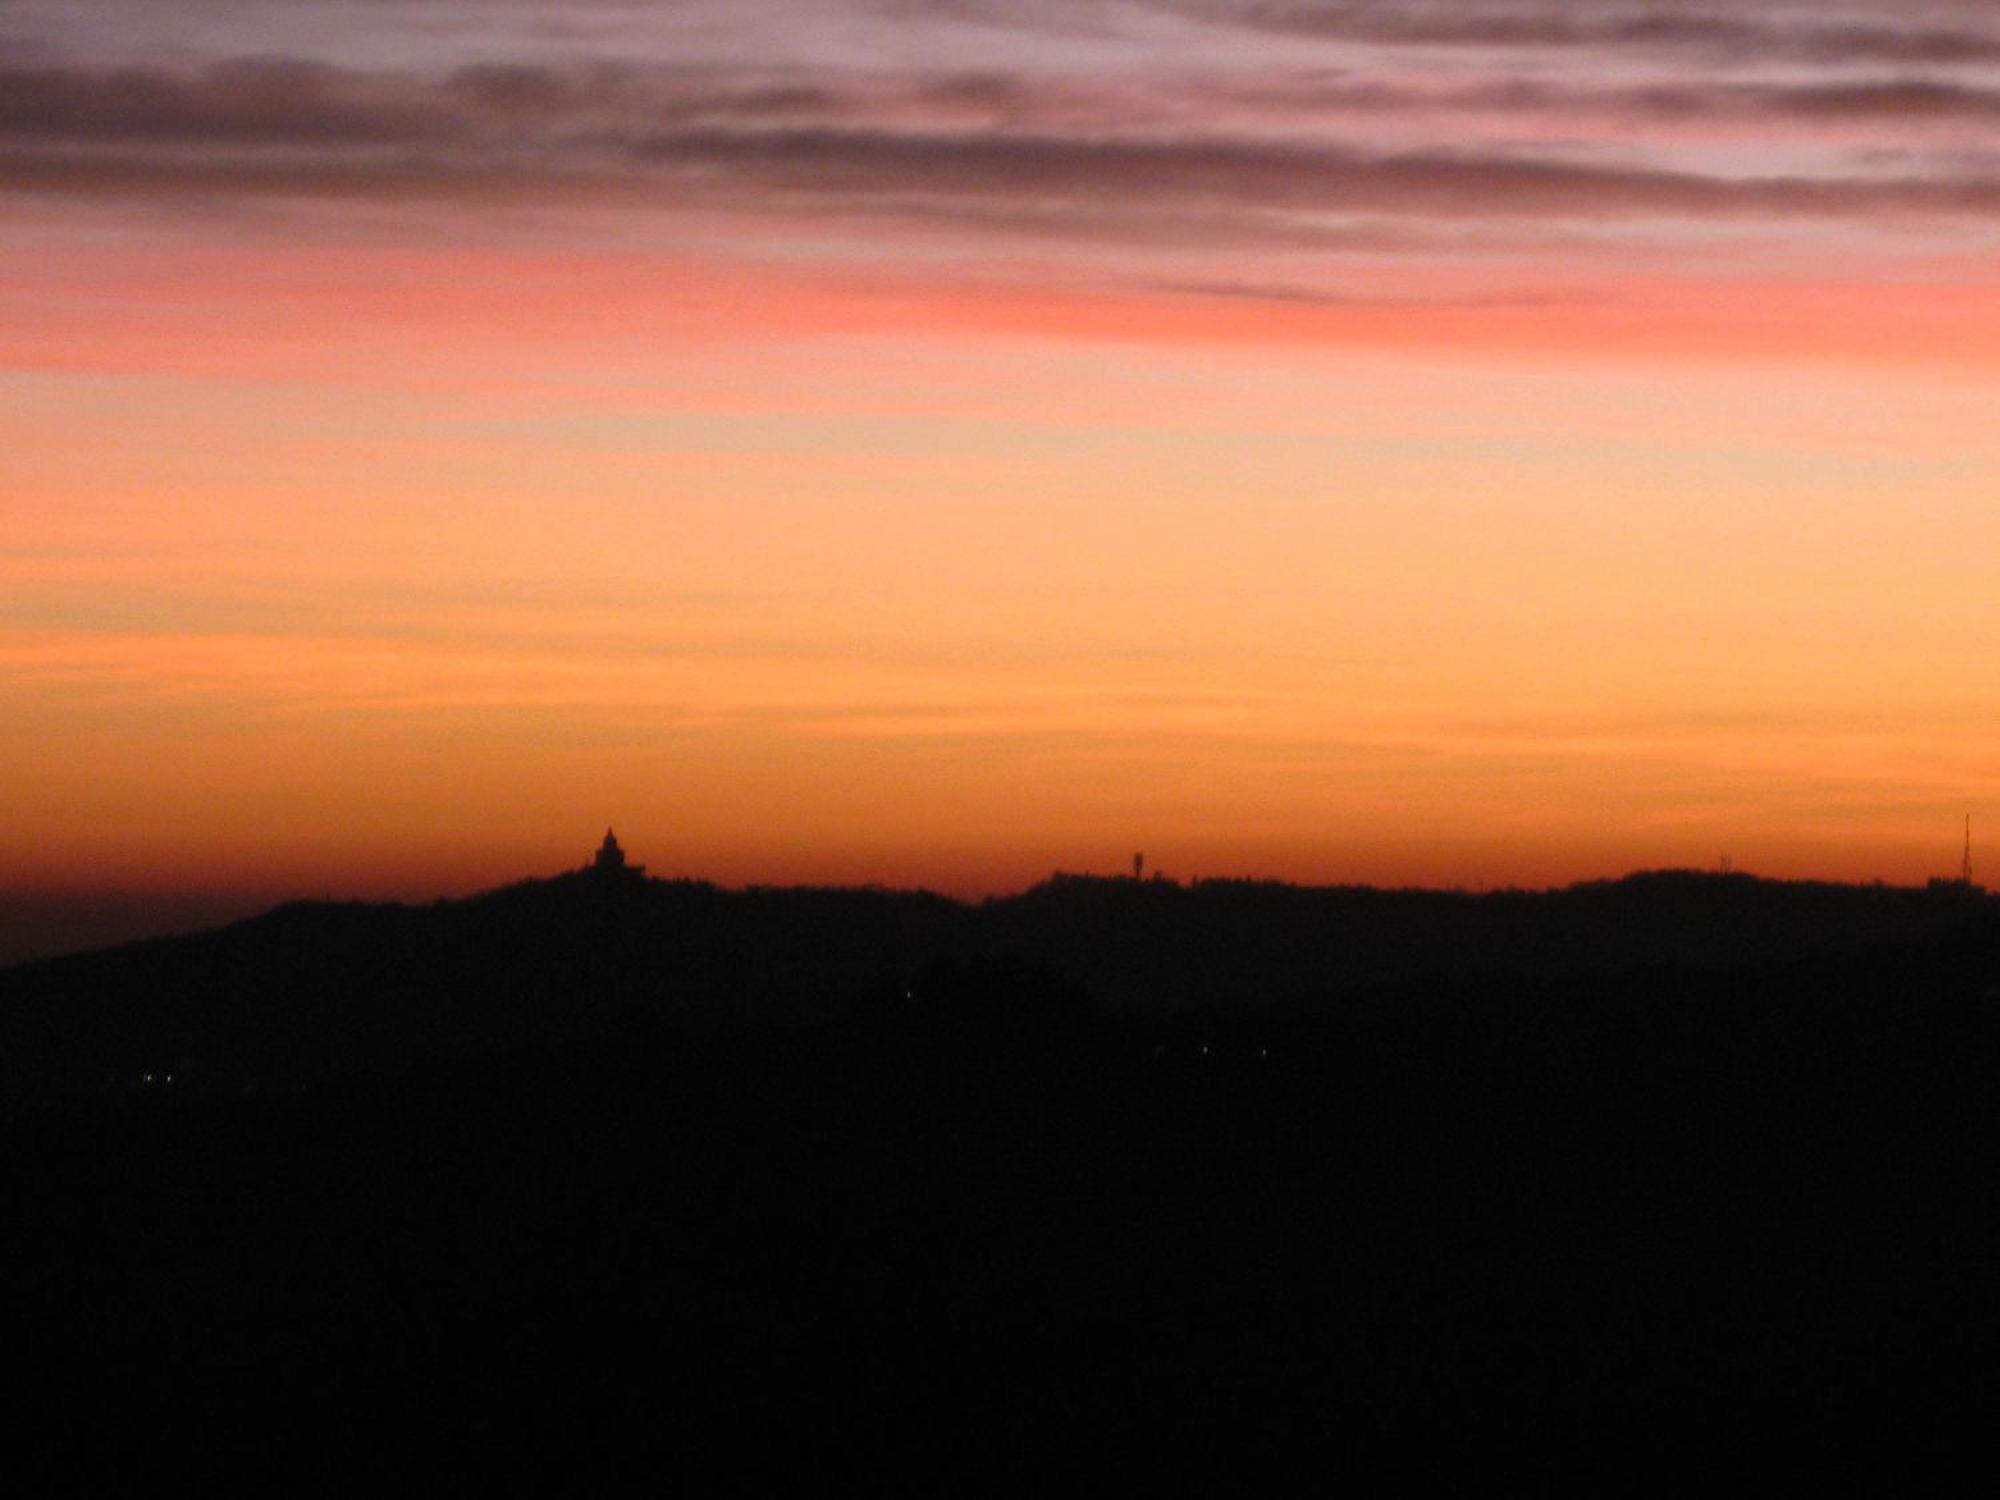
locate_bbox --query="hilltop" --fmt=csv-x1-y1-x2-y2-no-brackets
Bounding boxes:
3,856,1995,1114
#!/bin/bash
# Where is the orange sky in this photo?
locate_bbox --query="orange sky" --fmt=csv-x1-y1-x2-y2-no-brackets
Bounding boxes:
5,1,2000,907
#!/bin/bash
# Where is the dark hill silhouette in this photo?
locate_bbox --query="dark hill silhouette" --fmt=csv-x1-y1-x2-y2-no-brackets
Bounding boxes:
7,861,2000,1471
3,864,1995,1112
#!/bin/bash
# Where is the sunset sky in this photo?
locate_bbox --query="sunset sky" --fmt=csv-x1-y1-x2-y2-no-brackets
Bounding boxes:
5,0,2000,943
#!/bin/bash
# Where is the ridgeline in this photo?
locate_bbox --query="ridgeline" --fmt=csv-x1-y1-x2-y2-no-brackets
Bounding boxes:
7,861,2000,1465
3,864,1995,1112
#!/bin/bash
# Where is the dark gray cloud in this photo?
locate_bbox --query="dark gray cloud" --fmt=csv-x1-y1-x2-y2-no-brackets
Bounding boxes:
0,59,438,145
0,58,863,147
1150,1,2000,66
9,104,2000,226
1201,72,2000,124
608,125,2000,219
14,53,2000,163
4,43,1999,261
1749,79,2000,121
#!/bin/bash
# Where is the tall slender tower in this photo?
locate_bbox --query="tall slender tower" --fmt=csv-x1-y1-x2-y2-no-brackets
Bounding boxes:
1964,815,1974,886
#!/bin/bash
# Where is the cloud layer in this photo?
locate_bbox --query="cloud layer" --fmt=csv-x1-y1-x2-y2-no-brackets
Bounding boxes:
6,2,2000,299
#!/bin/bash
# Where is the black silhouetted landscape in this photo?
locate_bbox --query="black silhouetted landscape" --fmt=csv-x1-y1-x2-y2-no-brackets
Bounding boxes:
8,841,2000,1473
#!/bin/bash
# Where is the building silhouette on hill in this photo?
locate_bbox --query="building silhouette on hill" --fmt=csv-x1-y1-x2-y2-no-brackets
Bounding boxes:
590,828,645,879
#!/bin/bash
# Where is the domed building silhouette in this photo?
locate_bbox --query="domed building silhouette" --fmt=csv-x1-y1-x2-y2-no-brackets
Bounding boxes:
589,828,645,879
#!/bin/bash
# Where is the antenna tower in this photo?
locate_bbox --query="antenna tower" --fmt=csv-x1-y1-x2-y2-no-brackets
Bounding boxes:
1964,814,1974,886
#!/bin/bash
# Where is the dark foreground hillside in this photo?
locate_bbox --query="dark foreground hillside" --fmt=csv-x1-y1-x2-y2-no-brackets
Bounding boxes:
7,870,2000,1474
